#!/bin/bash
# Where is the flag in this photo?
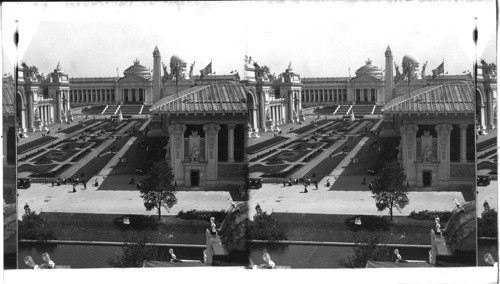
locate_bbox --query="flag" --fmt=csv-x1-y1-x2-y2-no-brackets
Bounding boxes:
432,62,444,78
200,62,212,75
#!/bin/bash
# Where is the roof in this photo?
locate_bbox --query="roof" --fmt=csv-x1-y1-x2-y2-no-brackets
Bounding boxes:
426,74,473,81
382,83,474,114
2,77,16,115
302,77,349,83
150,83,248,113
193,74,240,81
70,77,117,83
123,60,150,79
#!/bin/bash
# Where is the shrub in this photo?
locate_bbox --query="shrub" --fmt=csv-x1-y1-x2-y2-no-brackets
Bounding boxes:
176,210,226,222
344,215,392,232
18,211,56,241
246,211,287,241
478,209,498,238
338,233,393,268
408,210,453,223
107,233,165,268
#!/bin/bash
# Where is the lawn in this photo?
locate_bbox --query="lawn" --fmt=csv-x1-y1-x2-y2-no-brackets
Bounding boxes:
272,212,435,245
36,212,211,245
58,119,102,134
290,119,331,135
33,150,80,164
18,164,58,174
263,150,311,165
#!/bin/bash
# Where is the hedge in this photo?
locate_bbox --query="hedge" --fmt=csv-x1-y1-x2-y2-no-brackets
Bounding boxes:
408,210,453,223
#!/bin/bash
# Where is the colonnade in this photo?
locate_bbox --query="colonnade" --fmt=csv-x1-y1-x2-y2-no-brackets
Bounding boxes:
354,88,378,102
70,89,115,103
122,88,146,103
302,89,347,103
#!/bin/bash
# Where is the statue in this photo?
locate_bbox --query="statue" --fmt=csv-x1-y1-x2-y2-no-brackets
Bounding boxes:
262,253,276,269
34,108,40,120
394,62,402,83
421,61,428,79
265,108,271,120
424,146,431,162
191,145,200,162
287,62,293,72
56,62,61,71
189,61,195,79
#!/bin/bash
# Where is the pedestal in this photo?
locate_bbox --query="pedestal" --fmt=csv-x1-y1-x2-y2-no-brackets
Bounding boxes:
251,132,260,138
34,120,43,132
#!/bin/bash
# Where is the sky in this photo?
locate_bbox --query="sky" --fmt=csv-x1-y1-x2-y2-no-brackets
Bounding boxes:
2,1,497,79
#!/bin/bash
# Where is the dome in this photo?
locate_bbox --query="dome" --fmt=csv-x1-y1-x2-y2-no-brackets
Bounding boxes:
355,59,382,79
170,55,187,66
123,59,150,79
402,53,420,66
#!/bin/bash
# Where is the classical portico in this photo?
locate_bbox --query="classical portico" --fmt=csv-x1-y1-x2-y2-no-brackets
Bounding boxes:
384,83,475,187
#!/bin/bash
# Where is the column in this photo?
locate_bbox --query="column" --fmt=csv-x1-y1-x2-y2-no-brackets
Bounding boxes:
203,123,221,183
459,124,468,162
401,124,419,184
252,109,258,131
169,124,187,184
259,92,266,130
436,123,453,184
227,124,235,162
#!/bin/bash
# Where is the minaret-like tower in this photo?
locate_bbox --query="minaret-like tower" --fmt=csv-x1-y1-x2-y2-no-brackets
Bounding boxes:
152,46,162,103
384,45,394,103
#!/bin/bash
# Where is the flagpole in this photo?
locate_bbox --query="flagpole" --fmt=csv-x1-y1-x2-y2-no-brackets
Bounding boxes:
442,59,444,86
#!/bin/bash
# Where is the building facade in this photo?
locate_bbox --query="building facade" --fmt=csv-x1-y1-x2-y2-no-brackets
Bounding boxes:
150,83,248,187
383,83,475,187
16,62,71,136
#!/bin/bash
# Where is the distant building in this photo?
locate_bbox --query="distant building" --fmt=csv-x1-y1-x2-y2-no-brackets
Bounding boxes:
16,62,71,136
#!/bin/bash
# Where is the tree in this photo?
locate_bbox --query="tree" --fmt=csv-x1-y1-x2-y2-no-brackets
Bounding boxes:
371,160,409,221
18,210,56,241
338,233,393,268
140,160,177,220
246,210,287,241
107,232,162,268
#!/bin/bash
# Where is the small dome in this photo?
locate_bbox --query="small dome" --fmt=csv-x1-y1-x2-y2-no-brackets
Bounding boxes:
170,55,187,66
123,59,150,79
402,53,420,66
355,58,382,79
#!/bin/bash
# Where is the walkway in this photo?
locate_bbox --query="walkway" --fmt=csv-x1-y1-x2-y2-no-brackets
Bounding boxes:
320,119,383,187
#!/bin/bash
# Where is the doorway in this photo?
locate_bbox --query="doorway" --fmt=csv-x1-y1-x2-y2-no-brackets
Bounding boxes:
190,170,200,187
423,171,432,187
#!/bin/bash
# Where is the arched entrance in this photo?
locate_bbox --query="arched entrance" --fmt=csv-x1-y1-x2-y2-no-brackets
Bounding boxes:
190,170,200,187
423,171,432,187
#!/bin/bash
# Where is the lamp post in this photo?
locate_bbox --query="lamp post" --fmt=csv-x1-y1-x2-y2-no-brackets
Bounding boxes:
484,253,498,267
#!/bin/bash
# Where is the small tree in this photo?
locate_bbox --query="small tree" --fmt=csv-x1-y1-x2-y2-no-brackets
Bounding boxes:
246,211,287,241
338,233,392,268
107,232,162,268
140,160,177,220
371,160,409,221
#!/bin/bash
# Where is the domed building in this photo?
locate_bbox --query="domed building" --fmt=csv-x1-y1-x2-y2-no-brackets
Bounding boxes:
355,58,383,79
122,59,151,79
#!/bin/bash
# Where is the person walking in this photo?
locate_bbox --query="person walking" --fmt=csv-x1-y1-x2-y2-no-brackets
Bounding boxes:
72,183,76,193
304,184,308,193
83,179,87,189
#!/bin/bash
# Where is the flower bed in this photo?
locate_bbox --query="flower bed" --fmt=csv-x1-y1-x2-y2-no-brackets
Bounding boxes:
18,164,58,174
263,150,311,165
31,164,72,178
82,105,106,115
58,119,101,134
33,150,80,164
477,137,497,152
249,149,278,162
408,210,452,223
246,136,289,155
290,142,324,151
176,210,226,222
60,142,94,150
249,164,289,174
18,149,47,162
261,164,304,178
290,119,331,135
18,136,58,154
